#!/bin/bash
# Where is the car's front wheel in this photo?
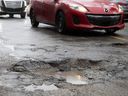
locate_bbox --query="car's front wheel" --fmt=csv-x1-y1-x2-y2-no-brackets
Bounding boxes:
105,29,117,35
30,9,39,27
56,12,67,33
20,13,26,19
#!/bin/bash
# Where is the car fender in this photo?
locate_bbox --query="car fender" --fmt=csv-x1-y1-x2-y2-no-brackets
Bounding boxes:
55,3,71,25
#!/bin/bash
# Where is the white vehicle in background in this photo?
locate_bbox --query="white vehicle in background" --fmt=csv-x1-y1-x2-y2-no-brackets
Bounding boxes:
0,0,27,18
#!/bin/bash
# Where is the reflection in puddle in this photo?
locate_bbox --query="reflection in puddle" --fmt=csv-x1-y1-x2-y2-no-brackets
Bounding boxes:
66,75,88,85
24,84,58,91
54,71,88,85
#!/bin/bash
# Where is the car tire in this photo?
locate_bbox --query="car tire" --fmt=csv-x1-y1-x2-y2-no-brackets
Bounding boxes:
9,14,14,18
20,13,26,19
56,12,68,33
30,9,39,28
105,29,117,35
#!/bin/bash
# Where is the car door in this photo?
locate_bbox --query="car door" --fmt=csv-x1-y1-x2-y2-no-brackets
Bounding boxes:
42,0,56,24
33,0,44,22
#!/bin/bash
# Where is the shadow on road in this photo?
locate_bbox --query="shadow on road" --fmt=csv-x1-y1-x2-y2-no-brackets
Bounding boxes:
0,16,24,19
31,25,118,37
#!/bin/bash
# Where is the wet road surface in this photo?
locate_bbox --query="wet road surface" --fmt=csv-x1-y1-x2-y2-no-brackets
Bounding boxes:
0,15,128,96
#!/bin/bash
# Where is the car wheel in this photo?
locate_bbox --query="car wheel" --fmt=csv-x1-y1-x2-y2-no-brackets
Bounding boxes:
105,29,117,35
56,12,67,33
30,9,39,28
20,13,26,19
9,14,14,18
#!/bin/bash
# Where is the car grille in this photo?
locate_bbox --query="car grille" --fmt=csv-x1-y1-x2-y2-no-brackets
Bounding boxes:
86,14,121,26
1,7,24,13
5,1,22,8
123,9,128,13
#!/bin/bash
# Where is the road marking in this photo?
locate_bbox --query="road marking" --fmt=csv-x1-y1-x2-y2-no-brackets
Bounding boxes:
111,36,128,42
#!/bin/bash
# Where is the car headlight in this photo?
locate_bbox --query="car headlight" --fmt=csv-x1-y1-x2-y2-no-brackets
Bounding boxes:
118,5,123,12
69,4,88,13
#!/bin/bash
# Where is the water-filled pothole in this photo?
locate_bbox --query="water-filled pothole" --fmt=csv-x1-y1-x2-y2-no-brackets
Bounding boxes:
51,71,88,85
8,58,128,86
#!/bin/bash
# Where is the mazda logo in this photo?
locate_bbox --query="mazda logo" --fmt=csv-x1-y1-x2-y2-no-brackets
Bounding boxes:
104,8,109,13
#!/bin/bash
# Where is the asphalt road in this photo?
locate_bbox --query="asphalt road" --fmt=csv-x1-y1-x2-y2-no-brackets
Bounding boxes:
0,15,128,96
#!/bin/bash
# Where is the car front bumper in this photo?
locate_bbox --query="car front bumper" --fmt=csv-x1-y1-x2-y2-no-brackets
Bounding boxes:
65,10,125,31
0,7,26,15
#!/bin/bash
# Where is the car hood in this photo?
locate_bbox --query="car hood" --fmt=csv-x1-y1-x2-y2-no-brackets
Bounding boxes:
70,0,120,14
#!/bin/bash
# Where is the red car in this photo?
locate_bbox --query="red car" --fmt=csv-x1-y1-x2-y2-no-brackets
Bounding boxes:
110,0,128,19
29,0,125,34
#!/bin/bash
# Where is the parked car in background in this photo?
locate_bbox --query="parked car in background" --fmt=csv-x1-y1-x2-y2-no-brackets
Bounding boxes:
0,0,27,18
29,0,125,34
110,0,128,19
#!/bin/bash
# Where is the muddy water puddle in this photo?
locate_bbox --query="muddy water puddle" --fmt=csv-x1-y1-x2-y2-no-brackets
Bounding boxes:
51,71,88,85
32,68,88,85
33,69,88,85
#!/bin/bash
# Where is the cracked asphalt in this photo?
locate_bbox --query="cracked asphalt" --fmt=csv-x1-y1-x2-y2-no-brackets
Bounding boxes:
0,15,128,96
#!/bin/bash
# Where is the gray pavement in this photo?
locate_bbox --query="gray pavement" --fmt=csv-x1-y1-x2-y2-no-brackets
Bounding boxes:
0,15,128,96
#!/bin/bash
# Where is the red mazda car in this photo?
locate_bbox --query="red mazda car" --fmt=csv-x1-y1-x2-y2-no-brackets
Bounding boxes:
29,0,125,34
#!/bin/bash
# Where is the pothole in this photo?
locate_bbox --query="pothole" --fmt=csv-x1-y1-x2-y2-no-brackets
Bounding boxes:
8,58,128,85
9,64,28,72
111,42,128,47
96,42,128,48
9,58,104,72
9,60,51,72
47,58,103,71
